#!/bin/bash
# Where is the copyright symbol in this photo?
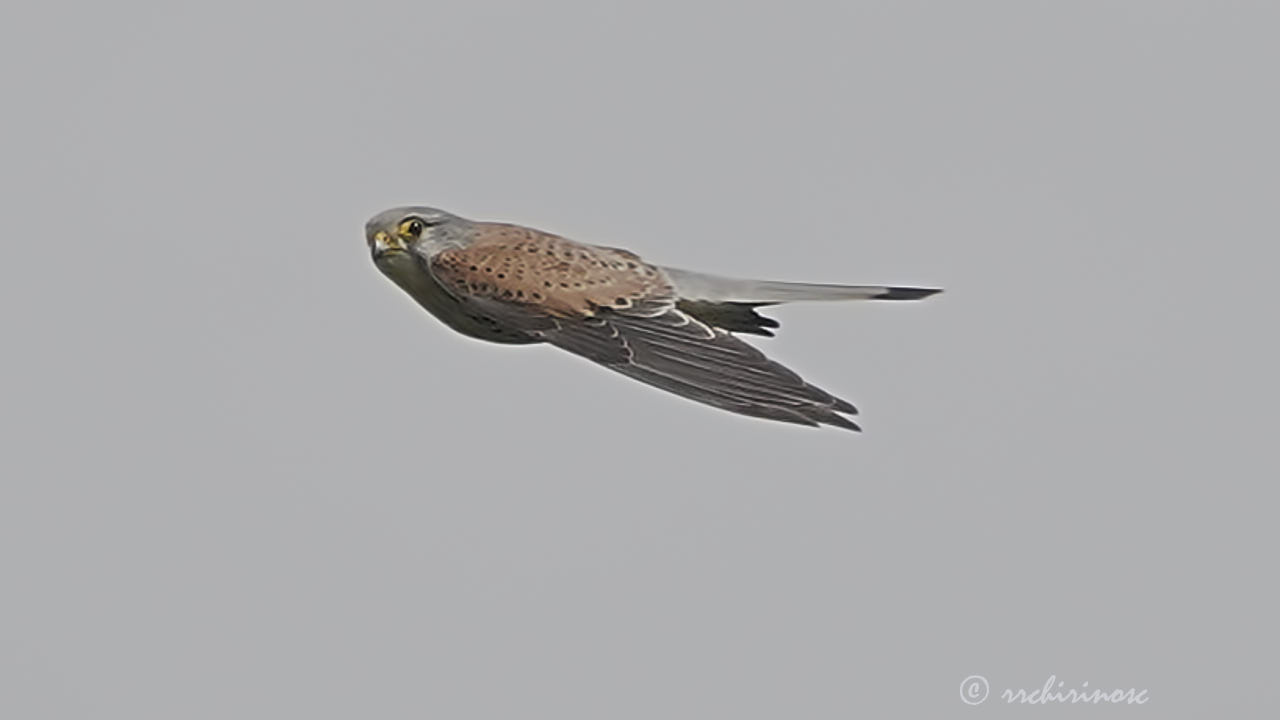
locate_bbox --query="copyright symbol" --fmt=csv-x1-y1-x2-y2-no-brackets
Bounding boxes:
960,675,989,705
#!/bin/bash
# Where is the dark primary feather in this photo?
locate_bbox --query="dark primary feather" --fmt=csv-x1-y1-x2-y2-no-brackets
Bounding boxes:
677,300,781,336
541,307,860,431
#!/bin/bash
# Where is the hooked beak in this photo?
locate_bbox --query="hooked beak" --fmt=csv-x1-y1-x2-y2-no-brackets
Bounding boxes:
370,229,407,258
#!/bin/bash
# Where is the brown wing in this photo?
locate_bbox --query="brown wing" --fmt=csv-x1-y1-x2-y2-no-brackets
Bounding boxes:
428,224,859,430
429,223,670,317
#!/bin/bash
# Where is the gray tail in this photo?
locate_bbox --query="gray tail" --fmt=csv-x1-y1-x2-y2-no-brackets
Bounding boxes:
660,267,942,304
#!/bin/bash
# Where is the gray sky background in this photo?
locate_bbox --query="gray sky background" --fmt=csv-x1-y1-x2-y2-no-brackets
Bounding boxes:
2,1,1277,717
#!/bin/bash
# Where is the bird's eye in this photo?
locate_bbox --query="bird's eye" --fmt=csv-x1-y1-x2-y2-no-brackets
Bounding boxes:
398,218,425,238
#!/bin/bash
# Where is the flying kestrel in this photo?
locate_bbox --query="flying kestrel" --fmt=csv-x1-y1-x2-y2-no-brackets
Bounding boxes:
366,206,940,431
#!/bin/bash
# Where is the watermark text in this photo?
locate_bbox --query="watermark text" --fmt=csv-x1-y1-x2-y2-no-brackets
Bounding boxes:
960,675,1149,706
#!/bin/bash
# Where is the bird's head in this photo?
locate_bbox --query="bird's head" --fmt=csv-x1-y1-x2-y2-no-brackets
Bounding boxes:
365,206,464,261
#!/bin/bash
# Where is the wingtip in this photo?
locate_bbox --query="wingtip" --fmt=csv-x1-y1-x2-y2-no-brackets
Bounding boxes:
877,287,943,300
819,406,861,432
830,417,862,432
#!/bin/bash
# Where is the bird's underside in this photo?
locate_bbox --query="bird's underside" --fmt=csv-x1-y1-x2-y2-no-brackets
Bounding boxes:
369,209,940,431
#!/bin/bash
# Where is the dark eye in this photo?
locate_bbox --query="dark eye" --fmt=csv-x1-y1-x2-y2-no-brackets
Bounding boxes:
398,215,440,239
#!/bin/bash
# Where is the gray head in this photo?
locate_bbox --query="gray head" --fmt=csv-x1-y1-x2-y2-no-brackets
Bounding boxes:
365,206,469,260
